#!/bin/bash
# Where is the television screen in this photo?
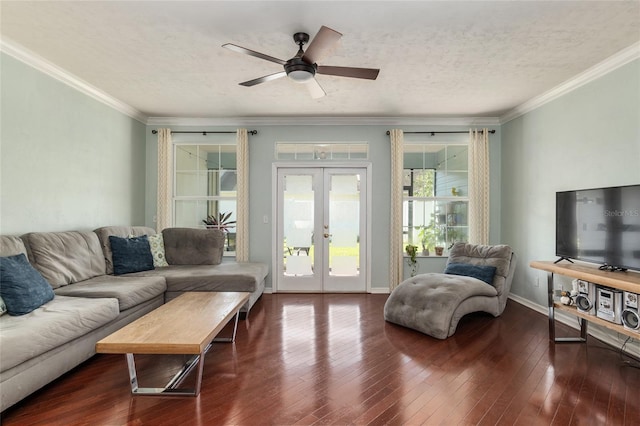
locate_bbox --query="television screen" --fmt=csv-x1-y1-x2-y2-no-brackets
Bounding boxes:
556,185,640,271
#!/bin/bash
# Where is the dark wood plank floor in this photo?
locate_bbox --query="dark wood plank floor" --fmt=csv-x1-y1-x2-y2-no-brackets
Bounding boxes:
2,294,640,425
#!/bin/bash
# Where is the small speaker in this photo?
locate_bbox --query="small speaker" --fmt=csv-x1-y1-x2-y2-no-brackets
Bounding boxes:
575,280,596,315
621,291,640,332
596,286,623,324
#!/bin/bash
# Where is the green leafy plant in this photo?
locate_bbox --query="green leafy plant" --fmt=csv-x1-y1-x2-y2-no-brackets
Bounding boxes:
405,244,419,276
417,224,436,252
202,212,236,233
418,220,445,253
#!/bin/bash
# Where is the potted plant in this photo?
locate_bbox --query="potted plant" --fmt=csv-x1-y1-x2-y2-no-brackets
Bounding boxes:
418,224,436,256
420,219,446,256
202,211,236,233
405,244,418,277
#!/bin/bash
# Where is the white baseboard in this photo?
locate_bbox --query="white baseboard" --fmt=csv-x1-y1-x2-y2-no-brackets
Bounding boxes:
369,288,391,294
508,293,640,359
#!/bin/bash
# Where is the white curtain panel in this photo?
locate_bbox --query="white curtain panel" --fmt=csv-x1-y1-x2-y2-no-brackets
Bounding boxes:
389,129,404,290
468,128,490,244
156,128,173,232
235,128,249,261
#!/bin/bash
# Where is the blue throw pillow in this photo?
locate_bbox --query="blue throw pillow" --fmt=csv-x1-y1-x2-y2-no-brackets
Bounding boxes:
109,235,155,275
0,253,55,316
444,262,497,286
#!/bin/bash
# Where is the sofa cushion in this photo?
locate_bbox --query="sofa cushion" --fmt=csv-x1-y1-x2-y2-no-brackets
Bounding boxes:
109,235,154,275
0,235,28,257
0,295,119,372
21,231,106,288
94,226,156,275
54,275,166,311
0,254,55,316
162,228,225,265
127,262,268,293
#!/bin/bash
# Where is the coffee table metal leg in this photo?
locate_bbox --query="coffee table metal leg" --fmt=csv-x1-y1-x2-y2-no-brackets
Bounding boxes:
213,309,241,343
126,353,139,393
124,350,208,397
121,307,241,397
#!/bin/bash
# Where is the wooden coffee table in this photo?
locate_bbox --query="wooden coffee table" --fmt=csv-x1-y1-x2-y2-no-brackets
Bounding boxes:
96,291,250,397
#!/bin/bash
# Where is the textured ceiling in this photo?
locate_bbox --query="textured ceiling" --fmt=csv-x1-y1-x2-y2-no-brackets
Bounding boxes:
1,1,639,120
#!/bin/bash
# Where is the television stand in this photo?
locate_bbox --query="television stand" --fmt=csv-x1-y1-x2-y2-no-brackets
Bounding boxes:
530,260,640,343
553,256,574,264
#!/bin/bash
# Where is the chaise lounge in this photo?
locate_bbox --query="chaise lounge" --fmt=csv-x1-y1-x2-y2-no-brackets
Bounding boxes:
384,242,516,339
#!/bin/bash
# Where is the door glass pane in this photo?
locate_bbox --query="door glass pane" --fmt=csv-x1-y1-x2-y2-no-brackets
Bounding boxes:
283,175,314,276
329,174,360,277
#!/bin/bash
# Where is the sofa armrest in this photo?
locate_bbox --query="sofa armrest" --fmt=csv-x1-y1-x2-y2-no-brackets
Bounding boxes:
162,228,225,265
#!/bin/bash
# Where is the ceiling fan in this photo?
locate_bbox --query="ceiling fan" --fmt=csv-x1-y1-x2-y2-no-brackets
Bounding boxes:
222,26,380,99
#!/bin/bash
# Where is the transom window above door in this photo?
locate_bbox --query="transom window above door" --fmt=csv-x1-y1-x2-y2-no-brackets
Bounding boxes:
275,143,368,160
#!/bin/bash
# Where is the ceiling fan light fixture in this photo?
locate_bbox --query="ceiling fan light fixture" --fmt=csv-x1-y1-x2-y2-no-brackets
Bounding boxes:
284,57,316,83
288,70,314,83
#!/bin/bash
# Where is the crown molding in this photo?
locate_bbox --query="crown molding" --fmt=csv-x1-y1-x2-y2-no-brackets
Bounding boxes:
0,37,148,123
146,116,501,128
8,30,634,129
501,41,640,124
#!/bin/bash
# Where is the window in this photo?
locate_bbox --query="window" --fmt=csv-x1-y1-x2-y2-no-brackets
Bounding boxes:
275,142,369,160
173,143,237,254
403,144,469,255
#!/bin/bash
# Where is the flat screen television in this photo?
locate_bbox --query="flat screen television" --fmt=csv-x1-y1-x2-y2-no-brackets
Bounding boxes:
556,184,640,272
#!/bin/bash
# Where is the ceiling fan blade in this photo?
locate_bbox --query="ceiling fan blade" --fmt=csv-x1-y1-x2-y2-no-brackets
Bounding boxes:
305,78,326,99
222,43,286,65
239,71,287,87
317,65,380,80
302,26,342,64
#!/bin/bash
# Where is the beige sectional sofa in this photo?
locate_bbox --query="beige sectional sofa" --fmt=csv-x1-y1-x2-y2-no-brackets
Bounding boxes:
0,226,268,412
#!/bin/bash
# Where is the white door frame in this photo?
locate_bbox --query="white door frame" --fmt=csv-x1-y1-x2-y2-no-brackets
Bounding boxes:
271,162,372,293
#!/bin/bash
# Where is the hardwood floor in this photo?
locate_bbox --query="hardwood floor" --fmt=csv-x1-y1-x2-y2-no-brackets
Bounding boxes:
2,294,639,425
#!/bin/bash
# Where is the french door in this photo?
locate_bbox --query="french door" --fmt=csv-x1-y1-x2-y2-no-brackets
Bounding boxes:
275,167,368,292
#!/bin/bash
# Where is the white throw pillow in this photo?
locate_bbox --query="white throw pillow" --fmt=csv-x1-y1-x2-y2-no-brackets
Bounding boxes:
148,233,169,267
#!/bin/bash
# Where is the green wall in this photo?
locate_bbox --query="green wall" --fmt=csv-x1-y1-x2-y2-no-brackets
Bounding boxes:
501,59,640,306
1,53,147,234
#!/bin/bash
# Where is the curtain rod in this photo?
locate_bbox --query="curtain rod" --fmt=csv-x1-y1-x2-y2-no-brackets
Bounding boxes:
151,130,257,135
386,130,495,136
